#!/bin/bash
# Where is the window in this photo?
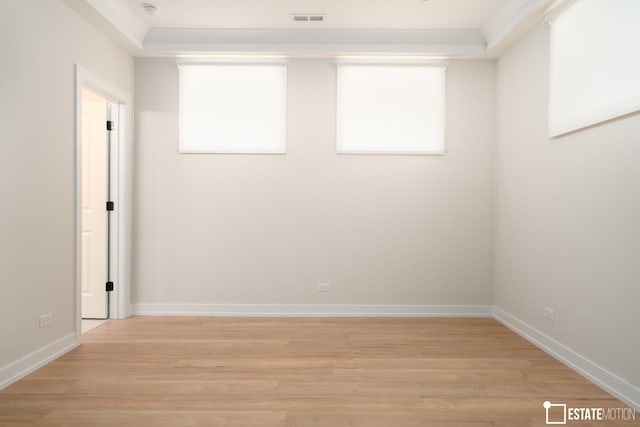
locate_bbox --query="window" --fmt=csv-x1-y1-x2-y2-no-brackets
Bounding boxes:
336,63,446,154
178,63,287,153
549,0,640,137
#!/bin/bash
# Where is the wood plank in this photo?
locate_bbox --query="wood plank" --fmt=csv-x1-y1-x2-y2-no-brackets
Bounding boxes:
0,317,636,426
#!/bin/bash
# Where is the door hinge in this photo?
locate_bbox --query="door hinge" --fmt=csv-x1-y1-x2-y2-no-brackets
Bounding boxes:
106,282,114,292
106,201,114,211
106,120,114,131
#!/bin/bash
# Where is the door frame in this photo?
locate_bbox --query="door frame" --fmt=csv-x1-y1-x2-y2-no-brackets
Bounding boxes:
74,65,131,340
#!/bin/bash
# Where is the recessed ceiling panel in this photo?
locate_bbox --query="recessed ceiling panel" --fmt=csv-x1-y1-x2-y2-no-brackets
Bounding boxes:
125,0,505,30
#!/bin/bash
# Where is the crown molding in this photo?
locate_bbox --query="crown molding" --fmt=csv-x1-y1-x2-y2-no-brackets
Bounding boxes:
482,0,555,57
63,0,147,53
142,29,486,56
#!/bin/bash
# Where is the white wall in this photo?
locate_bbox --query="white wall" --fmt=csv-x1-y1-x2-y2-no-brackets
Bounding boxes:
0,0,133,374
495,23,640,389
133,58,495,308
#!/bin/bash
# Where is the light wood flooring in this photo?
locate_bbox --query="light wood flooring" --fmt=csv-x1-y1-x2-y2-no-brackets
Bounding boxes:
0,317,637,426
81,319,109,334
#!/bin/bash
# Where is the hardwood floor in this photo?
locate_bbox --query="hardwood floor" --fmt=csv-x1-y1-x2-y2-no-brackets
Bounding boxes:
0,317,636,426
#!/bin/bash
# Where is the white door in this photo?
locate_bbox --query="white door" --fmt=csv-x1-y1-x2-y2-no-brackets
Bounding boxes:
81,88,110,319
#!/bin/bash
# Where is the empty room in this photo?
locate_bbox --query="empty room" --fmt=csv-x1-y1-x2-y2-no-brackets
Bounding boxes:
1,0,639,425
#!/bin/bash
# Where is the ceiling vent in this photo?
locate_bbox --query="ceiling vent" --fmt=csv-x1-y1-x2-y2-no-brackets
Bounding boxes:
292,14,326,23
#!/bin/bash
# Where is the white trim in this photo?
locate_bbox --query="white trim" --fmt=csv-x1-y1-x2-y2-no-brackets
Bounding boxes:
0,333,77,390
84,0,146,49
131,304,494,317
484,0,544,50
74,65,132,337
482,0,555,56
146,42,487,56
494,307,640,412
143,29,486,56
335,58,448,67
542,0,578,24
177,57,290,65
62,0,147,52
116,104,130,318
335,151,446,156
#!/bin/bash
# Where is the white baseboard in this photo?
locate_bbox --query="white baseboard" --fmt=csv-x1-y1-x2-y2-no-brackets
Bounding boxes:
0,333,78,390
132,303,494,317
494,307,640,412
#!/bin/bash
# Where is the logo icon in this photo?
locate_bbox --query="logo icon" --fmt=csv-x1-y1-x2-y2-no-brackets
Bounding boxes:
544,401,567,424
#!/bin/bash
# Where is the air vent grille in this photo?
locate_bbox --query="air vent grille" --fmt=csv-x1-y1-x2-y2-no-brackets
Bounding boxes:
292,14,325,23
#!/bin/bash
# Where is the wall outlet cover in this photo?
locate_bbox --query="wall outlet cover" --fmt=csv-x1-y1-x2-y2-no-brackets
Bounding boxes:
39,313,53,328
317,283,330,292
544,307,555,321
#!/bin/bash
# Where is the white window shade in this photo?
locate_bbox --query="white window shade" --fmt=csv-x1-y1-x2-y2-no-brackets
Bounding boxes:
549,0,640,137
336,64,446,154
178,63,287,153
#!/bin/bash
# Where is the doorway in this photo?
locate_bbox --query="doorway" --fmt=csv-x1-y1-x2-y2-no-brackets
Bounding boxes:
81,87,113,321
75,65,131,340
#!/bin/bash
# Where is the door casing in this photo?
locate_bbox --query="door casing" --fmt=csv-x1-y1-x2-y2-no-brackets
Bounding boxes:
74,65,131,341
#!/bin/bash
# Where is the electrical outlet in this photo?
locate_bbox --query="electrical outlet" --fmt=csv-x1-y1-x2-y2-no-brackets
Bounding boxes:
317,282,330,292
39,313,53,328
544,307,555,321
